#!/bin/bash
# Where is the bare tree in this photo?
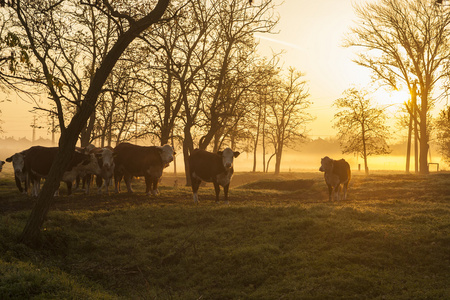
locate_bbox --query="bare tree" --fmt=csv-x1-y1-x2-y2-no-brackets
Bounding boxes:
436,106,450,164
0,0,170,246
265,67,312,174
345,0,450,174
333,88,391,175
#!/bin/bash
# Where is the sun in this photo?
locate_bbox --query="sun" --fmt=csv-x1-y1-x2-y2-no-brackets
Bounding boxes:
372,87,411,110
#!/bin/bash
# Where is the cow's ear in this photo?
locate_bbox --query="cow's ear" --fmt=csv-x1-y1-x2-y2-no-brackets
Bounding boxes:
6,156,12,162
233,151,240,158
217,151,223,156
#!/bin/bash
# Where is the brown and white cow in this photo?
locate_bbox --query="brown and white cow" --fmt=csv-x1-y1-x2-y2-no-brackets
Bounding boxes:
319,156,351,201
0,160,4,172
83,146,115,194
24,146,101,197
113,142,175,196
6,151,30,194
189,148,240,204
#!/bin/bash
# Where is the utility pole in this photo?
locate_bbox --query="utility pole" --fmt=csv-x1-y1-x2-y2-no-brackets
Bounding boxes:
32,116,36,143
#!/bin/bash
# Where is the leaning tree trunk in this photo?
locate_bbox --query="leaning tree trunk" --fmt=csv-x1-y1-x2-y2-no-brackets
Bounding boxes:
20,0,170,247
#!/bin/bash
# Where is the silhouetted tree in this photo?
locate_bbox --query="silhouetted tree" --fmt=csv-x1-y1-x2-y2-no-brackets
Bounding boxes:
333,88,391,175
0,0,171,246
436,106,450,164
265,67,312,174
345,0,450,174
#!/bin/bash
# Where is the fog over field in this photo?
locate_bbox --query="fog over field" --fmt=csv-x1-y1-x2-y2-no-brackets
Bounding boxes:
1,136,447,174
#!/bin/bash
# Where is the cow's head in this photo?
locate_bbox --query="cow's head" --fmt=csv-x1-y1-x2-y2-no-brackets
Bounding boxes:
100,148,115,170
6,153,25,175
218,148,240,169
158,145,175,165
80,153,102,175
0,160,4,172
319,156,333,173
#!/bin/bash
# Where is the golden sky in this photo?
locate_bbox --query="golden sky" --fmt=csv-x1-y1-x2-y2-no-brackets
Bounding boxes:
0,0,414,141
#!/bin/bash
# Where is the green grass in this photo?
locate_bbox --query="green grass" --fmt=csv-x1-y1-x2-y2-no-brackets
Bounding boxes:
0,171,449,299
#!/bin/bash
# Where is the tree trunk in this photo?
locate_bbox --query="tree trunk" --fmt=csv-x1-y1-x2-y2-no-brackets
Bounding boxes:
406,109,412,173
19,0,170,247
419,93,429,174
183,126,194,186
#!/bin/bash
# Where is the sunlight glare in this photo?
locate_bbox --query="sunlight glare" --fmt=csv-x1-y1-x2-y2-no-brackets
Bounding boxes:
372,87,411,111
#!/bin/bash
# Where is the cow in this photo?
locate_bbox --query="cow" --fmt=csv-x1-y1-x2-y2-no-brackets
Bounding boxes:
0,160,4,172
189,148,240,204
113,142,175,196
83,146,115,194
6,151,30,194
24,146,101,197
319,156,351,201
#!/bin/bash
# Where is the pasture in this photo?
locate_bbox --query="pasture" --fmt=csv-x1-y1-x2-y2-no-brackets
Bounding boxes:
0,170,449,299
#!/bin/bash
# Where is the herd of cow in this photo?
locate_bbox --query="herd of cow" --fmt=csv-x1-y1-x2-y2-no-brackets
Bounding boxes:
0,143,352,202
0,143,246,203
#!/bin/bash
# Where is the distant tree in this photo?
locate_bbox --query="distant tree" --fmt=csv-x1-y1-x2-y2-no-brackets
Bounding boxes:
345,0,450,174
333,88,391,175
265,67,312,174
436,106,450,164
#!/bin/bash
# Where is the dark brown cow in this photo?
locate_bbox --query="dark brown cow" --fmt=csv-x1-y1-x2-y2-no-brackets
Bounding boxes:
0,160,4,172
319,156,351,201
189,148,240,204
24,146,101,197
113,143,175,196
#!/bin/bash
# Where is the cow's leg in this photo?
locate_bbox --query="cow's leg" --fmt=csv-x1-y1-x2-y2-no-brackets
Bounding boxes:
15,175,24,193
151,177,159,196
145,175,152,196
66,181,72,195
213,182,220,202
114,172,122,193
343,182,348,201
85,174,92,195
96,175,102,194
223,184,230,204
74,175,81,191
191,176,201,204
124,174,133,193
328,185,332,201
335,185,341,201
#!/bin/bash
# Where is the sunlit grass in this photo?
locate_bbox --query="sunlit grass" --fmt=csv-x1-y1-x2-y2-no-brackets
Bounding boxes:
0,172,449,299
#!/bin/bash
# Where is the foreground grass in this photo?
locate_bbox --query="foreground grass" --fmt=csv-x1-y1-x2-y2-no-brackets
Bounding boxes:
0,172,449,299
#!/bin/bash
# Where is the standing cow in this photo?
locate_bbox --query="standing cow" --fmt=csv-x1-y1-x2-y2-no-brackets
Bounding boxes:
6,151,30,194
24,146,101,197
83,146,115,194
0,160,4,172
113,142,175,196
189,148,240,204
319,156,351,201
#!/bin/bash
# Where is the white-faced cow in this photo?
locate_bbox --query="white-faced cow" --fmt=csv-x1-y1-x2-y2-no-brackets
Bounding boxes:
0,160,4,172
83,146,115,194
319,156,351,201
113,143,175,196
24,146,101,197
6,150,30,194
189,148,240,204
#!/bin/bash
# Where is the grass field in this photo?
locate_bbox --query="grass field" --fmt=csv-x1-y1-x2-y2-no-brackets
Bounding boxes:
0,171,449,299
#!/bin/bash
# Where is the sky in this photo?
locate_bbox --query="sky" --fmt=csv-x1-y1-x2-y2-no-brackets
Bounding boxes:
0,0,407,141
